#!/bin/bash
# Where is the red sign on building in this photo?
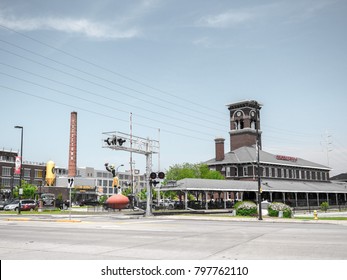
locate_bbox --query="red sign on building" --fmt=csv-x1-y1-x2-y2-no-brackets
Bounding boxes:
276,155,298,162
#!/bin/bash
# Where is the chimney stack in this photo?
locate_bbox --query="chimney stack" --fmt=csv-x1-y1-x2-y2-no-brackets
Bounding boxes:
215,137,225,161
68,112,77,177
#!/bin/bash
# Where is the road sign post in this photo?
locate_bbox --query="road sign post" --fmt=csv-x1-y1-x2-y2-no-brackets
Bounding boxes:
68,178,74,220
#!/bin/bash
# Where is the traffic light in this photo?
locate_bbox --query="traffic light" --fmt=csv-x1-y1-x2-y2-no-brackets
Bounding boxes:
117,138,126,146
149,172,165,186
104,136,126,146
158,172,165,179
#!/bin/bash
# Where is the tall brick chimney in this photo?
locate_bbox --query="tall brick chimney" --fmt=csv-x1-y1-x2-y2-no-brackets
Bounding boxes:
215,137,225,161
68,112,77,177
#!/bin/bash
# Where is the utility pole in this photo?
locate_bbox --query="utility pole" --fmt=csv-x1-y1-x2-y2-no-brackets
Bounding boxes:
322,130,333,167
253,102,262,221
14,126,23,215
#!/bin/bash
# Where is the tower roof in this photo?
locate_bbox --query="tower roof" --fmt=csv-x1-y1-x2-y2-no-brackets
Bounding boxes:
226,100,263,109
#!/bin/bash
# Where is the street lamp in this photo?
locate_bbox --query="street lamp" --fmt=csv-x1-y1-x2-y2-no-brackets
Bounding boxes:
14,126,23,215
116,164,124,174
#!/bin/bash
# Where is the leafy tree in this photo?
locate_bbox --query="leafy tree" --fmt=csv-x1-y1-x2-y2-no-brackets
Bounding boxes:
122,188,132,196
165,163,224,181
13,180,38,199
99,195,108,204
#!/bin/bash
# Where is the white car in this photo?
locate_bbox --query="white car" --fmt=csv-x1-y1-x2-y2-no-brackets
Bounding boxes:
4,201,19,211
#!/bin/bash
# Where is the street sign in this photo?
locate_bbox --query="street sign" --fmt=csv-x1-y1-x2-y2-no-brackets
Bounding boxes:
68,178,74,188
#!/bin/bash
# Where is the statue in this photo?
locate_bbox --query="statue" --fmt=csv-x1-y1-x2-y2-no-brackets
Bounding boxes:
104,163,129,210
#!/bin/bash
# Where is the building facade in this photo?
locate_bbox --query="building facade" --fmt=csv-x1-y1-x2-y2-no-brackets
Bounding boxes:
199,100,346,209
160,100,346,210
0,150,46,199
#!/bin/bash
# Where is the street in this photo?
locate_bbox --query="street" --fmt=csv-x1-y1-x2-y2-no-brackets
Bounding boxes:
1,215,347,260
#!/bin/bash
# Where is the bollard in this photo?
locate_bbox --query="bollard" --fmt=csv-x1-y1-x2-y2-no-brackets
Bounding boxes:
313,210,318,220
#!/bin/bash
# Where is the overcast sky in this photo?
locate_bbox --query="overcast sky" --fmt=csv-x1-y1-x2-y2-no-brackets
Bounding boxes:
1,0,346,176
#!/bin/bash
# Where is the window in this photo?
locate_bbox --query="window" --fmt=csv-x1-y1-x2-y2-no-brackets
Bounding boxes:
35,169,43,178
24,168,31,178
243,166,248,176
226,167,231,177
1,177,11,187
2,166,11,176
322,172,326,181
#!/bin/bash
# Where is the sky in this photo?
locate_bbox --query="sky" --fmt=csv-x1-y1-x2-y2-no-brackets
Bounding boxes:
0,0,346,176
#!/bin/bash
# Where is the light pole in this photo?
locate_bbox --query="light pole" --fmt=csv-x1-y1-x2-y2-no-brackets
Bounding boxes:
14,126,23,215
253,102,263,221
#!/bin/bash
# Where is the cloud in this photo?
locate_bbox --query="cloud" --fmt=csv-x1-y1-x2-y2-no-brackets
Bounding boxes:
0,14,140,40
197,10,254,28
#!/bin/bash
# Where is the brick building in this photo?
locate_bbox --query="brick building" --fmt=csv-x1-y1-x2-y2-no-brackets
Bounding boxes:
162,100,347,209
0,149,46,199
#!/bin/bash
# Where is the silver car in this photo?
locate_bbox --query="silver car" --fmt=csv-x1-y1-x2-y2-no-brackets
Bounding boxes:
4,201,20,211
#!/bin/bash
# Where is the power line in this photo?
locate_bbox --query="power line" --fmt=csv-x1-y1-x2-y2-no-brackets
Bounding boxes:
0,85,213,142
0,24,225,118
0,42,226,129
0,65,226,135
0,35,226,123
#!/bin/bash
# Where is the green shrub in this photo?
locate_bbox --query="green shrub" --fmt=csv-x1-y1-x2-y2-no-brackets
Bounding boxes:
268,202,293,218
235,201,257,216
320,201,329,212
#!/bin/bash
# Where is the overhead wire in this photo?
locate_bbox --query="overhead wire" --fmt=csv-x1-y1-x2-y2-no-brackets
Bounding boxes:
0,37,226,125
1,25,342,154
0,42,227,131
0,85,212,142
0,23,226,118
0,63,226,135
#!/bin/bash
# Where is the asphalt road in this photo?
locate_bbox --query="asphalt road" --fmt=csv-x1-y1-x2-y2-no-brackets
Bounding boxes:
1,215,347,260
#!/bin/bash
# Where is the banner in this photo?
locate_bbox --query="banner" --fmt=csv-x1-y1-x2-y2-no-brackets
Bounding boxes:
14,156,21,175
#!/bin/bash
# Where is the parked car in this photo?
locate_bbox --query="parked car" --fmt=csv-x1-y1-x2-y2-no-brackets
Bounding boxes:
4,199,37,211
41,193,55,206
55,200,70,210
79,198,100,207
21,199,38,211
152,199,175,210
0,199,18,210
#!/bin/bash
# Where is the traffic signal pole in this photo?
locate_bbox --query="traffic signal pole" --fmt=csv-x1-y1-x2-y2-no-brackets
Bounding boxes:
102,131,160,217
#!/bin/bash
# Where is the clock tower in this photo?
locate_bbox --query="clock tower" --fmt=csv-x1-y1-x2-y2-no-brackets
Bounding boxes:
228,100,262,151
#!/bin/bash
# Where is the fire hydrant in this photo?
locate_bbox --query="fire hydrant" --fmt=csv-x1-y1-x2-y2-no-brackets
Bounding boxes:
313,210,318,220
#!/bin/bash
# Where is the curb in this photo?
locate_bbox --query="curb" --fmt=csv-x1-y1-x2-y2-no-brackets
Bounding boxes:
5,218,81,223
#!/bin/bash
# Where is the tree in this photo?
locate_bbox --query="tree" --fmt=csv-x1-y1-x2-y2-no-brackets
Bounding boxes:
13,180,38,199
165,163,224,181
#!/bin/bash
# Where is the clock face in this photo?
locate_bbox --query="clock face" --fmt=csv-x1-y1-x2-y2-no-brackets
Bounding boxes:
251,111,255,117
236,111,242,117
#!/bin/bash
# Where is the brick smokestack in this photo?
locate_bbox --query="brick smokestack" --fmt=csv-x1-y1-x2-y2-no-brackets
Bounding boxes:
68,112,77,177
215,137,225,161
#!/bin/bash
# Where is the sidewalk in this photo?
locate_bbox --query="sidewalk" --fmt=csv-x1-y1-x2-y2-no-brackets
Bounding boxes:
2,210,347,225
